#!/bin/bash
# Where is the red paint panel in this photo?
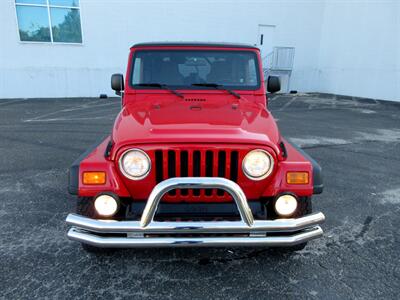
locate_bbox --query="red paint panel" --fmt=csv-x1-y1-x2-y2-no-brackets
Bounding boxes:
78,137,130,197
77,45,314,202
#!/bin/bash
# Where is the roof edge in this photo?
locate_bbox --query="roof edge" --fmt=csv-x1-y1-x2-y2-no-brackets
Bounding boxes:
131,42,259,50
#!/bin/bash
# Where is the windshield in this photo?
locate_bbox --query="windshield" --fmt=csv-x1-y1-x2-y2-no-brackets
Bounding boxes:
131,50,260,90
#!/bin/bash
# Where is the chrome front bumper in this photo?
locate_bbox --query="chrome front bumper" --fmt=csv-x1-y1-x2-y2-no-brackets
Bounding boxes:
66,177,325,248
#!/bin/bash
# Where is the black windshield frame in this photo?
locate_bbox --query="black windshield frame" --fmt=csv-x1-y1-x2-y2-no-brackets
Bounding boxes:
129,49,261,91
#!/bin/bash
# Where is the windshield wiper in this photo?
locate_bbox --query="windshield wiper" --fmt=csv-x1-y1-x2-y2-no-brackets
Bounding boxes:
135,83,184,98
192,83,241,99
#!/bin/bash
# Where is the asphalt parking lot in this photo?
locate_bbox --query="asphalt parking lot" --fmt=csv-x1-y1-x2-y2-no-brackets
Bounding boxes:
0,93,399,299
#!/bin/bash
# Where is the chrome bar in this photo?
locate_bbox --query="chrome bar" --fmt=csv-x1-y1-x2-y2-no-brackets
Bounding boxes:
67,226,323,248
66,212,325,234
66,177,326,248
140,177,254,228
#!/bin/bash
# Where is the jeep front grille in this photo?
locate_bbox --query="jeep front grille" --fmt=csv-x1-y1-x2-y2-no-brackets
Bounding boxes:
154,149,240,200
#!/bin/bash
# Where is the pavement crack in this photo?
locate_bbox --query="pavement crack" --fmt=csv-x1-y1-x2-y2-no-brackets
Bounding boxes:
355,216,373,239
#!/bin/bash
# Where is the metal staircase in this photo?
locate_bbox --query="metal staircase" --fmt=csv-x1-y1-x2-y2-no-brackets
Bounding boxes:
262,47,295,93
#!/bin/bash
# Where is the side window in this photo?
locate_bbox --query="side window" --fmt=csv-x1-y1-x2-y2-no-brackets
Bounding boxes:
132,57,142,84
247,58,257,85
15,0,83,44
234,56,257,86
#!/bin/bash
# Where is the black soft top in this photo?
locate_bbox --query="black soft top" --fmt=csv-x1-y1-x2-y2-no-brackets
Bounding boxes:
131,42,259,50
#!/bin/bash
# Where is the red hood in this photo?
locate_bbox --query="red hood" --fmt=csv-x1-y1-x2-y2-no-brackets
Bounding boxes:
111,95,280,154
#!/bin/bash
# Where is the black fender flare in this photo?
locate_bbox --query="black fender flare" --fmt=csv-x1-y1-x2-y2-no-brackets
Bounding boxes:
285,140,324,194
68,139,107,195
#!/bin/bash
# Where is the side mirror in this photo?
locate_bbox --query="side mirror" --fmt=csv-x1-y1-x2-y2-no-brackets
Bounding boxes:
111,73,124,96
267,76,280,93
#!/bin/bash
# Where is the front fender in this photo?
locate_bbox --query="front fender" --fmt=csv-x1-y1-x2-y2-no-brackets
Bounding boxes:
68,136,130,197
284,139,324,194
261,138,323,197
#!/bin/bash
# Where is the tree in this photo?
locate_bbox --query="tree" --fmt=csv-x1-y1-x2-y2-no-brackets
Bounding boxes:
52,9,82,43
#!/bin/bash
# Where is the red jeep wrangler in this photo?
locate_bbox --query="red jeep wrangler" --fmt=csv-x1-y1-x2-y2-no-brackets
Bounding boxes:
66,42,325,252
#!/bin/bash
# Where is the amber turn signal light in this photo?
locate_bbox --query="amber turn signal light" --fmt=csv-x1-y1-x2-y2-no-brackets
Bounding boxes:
83,172,106,185
286,172,309,184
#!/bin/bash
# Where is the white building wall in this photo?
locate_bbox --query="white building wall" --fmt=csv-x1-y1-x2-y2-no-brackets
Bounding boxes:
0,0,398,101
317,0,400,101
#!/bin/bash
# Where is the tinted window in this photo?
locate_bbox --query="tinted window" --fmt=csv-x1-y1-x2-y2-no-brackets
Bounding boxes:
16,6,51,42
50,8,82,43
15,0,82,43
49,0,80,5
131,50,260,89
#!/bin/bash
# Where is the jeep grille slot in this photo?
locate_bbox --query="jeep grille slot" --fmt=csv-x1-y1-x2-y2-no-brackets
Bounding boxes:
217,151,226,196
193,151,201,196
180,151,189,195
205,151,213,196
154,148,240,201
168,151,176,195
230,151,239,182
155,150,164,184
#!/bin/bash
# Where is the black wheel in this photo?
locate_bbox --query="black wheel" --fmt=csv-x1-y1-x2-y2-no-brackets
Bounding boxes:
283,196,312,252
76,197,115,253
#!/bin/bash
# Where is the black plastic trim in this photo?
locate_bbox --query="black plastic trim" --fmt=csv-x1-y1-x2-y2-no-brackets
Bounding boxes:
279,141,288,158
128,201,265,219
131,42,259,49
285,139,324,194
68,138,107,195
104,140,113,158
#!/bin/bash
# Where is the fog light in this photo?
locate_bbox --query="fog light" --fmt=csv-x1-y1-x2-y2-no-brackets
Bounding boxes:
274,194,298,217
94,194,119,217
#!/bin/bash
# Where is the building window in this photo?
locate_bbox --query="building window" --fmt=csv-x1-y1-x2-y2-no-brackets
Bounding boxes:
15,0,83,44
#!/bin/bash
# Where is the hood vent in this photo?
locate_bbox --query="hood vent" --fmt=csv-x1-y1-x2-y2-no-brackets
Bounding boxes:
185,98,206,102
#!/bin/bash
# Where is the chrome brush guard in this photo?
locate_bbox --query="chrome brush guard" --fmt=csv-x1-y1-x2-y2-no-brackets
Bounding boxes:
66,177,325,248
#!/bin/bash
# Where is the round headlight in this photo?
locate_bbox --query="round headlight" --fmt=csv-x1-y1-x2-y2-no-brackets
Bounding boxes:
119,149,151,180
242,149,274,180
94,194,119,217
274,194,298,217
